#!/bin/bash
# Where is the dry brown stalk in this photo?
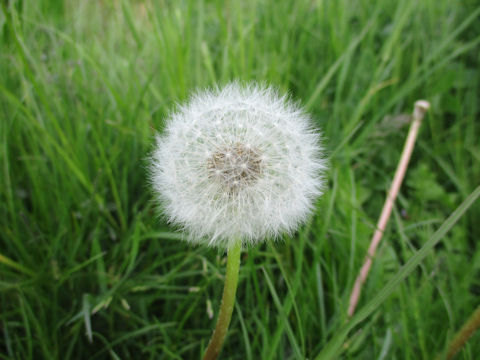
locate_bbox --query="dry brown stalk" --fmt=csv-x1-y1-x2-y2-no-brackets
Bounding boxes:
347,100,430,317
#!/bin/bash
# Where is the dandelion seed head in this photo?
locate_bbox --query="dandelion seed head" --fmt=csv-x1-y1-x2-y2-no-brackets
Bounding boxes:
150,82,327,248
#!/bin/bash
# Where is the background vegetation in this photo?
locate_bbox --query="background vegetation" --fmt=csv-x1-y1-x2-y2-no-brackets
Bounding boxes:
1,0,479,358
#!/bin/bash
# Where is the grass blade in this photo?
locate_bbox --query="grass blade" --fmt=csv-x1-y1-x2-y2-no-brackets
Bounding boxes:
315,185,480,359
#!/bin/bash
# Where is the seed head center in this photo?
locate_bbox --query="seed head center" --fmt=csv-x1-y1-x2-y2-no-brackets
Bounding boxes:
207,143,262,192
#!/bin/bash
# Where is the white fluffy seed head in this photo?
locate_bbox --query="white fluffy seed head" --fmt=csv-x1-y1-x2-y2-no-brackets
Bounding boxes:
150,82,327,249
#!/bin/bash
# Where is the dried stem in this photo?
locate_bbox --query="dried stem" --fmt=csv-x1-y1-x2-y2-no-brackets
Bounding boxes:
203,241,242,360
445,304,480,359
347,100,430,317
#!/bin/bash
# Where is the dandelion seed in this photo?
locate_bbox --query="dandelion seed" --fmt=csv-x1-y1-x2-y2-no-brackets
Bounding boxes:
149,82,326,360
150,82,326,249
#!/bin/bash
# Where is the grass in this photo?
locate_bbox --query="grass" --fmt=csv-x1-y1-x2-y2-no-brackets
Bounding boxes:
1,0,480,359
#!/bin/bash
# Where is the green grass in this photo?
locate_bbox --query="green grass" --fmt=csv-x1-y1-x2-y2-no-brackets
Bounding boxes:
1,0,480,359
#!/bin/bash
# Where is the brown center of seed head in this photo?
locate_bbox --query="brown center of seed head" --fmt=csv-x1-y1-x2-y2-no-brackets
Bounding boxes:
207,143,262,193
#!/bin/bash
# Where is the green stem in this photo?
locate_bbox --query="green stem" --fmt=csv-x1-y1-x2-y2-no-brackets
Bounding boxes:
446,304,480,359
203,241,242,360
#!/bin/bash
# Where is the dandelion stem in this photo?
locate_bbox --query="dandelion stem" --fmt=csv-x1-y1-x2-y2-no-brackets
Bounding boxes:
445,304,480,359
347,100,430,317
203,240,242,360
